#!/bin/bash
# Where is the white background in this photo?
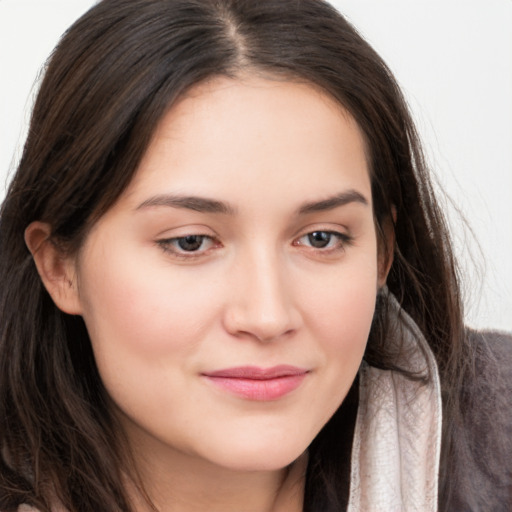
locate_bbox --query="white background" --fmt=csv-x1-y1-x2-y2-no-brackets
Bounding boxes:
1,0,511,331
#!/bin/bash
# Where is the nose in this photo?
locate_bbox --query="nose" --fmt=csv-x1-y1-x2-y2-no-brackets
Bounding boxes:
223,248,301,343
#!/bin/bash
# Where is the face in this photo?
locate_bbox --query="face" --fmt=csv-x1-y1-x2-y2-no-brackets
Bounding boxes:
70,76,385,473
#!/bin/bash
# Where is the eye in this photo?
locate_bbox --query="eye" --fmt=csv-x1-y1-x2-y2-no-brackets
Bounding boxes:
157,234,217,256
175,235,209,252
294,230,352,251
305,231,335,249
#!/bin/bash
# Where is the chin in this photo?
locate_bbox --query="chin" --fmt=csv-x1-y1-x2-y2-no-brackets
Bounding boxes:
202,436,310,473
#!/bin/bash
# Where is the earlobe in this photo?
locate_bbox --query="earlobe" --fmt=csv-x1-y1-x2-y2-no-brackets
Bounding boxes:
24,221,82,315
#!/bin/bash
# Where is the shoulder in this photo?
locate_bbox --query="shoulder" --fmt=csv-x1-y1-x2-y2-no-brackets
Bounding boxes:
448,329,512,511
470,328,512,437
469,327,512,370
466,329,512,419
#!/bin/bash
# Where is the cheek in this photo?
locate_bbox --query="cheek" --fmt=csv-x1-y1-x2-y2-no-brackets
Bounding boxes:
76,246,222,428
297,253,378,415
318,285,375,373
77,242,222,374
300,248,378,340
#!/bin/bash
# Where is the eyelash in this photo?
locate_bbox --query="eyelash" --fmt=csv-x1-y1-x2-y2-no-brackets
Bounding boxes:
156,230,353,259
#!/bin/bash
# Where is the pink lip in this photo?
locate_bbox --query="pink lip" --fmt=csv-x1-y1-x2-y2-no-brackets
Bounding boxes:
202,365,309,401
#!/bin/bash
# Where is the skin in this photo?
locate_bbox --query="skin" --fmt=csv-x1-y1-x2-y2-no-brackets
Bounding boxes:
27,75,391,511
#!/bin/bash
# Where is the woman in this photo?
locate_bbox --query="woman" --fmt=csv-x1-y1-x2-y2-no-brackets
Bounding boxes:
0,0,510,511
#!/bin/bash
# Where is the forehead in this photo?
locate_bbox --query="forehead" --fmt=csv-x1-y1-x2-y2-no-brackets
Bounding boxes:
121,75,371,209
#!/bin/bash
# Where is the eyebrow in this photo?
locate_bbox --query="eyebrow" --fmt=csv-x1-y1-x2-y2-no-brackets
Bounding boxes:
136,194,236,215
297,189,369,214
136,189,368,215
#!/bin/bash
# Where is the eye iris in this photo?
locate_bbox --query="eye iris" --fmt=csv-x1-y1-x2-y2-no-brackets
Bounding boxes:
178,235,204,251
308,231,331,248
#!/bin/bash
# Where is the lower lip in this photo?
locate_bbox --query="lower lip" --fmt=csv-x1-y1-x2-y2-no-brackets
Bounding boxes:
203,374,307,401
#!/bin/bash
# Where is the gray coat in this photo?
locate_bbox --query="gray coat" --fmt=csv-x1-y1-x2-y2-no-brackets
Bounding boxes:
445,329,512,511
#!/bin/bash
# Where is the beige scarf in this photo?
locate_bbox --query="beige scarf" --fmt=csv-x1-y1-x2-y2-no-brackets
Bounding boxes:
348,293,442,511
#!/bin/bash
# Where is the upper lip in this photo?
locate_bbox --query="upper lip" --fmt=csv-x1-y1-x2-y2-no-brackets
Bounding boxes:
202,365,308,380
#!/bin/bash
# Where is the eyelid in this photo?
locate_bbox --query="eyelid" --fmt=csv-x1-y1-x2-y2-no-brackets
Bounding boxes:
292,222,352,240
153,223,218,238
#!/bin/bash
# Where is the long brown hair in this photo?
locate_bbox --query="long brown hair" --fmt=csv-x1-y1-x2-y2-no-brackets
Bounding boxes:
0,1,469,510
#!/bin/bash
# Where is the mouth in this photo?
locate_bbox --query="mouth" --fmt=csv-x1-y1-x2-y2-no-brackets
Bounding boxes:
201,365,309,401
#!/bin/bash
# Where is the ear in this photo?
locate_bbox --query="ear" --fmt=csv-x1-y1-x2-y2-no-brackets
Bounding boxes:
24,221,83,315
377,206,396,288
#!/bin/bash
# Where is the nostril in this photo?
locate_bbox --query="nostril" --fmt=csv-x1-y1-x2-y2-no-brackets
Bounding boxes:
253,325,296,344
223,304,300,343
